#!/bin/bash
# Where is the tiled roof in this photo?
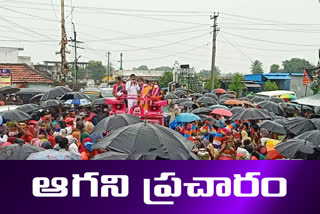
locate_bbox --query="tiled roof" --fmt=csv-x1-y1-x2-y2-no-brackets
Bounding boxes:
0,63,55,84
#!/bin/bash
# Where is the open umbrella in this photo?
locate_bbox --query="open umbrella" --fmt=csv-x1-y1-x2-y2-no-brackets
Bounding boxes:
204,93,218,100
65,99,91,106
198,114,220,127
40,99,60,108
296,130,320,147
218,98,229,105
311,119,320,130
269,97,285,103
27,150,81,160
250,96,267,103
91,151,130,160
220,94,236,99
190,93,203,97
173,90,186,98
230,107,245,115
41,86,72,101
275,139,317,159
180,101,194,108
257,101,285,116
0,110,31,122
175,113,201,123
0,143,44,160
280,94,297,102
280,103,299,113
224,99,243,106
60,92,91,101
196,97,217,105
30,93,43,103
16,104,40,114
242,100,255,107
92,122,198,160
230,108,272,121
174,98,189,104
274,118,289,126
0,86,20,94
92,98,107,106
285,117,316,136
214,88,226,94
211,108,233,117
94,114,142,134
192,107,212,114
165,94,179,100
208,105,229,110
257,120,287,135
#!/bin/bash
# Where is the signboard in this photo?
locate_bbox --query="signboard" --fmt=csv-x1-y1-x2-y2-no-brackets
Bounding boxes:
303,70,311,86
0,69,11,87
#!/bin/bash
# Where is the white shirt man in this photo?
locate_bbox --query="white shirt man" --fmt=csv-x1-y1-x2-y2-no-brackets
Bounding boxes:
126,74,140,110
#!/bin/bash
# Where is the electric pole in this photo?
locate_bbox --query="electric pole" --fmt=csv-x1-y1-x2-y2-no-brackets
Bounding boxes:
60,0,68,86
69,23,84,84
106,52,111,83
210,12,219,91
120,52,123,70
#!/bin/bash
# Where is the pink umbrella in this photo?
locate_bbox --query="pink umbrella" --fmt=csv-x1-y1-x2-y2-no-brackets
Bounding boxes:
211,108,233,117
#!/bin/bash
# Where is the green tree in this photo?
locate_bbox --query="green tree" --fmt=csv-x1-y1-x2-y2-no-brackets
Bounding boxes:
251,60,264,74
159,71,173,88
136,65,149,70
264,80,279,91
270,64,281,73
70,68,86,80
86,61,106,84
198,67,221,78
228,73,245,97
153,66,173,72
282,58,314,73
204,72,221,91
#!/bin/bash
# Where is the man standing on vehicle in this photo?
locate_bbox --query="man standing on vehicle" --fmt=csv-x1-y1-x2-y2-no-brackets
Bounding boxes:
126,74,140,110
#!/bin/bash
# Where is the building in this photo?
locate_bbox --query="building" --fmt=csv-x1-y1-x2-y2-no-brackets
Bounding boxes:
0,64,55,89
115,70,166,81
245,73,313,98
0,47,32,65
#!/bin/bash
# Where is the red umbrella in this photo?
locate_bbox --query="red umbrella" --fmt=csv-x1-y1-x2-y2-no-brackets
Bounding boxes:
211,108,233,117
215,88,226,94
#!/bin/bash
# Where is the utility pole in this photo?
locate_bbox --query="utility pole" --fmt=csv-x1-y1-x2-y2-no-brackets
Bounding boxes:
210,12,219,91
60,0,68,86
119,52,123,70
69,23,84,84
106,52,111,82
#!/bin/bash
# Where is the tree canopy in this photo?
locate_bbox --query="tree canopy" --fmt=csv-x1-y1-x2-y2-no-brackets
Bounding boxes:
270,64,281,73
86,61,106,83
264,80,278,91
251,60,264,74
204,72,221,91
228,73,245,97
153,66,173,72
159,71,173,88
282,58,314,73
136,65,149,70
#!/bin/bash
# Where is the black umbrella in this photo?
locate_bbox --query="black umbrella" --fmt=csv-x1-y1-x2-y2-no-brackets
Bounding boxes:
16,104,40,114
173,90,186,98
274,118,289,126
174,98,189,104
0,143,44,160
296,130,320,147
93,114,142,134
269,97,285,103
238,97,251,102
285,117,316,136
257,120,287,135
41,86,72,101
220,94,236,99
192,107,212,114
218,98,229,105
190,93,203,98
204,93,218,100
250,96,267,103
60,92,91,101
180,101,194,108
311,119,320,130
275,139,317,159
40,99,60,108
198,114,220,127
165,94,179,100
91,151,130,160
92,98,107,106
0,110,31,122
230,108,272,121
257,101,285,116
92,122,198,160
0,86,20,94
196,97,218,105
230,107,245,115
30,93,43,103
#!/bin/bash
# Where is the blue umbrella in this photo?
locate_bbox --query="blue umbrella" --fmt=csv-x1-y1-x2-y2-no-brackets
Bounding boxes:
208,105,229,110
27,150,81,160
175,113,201,123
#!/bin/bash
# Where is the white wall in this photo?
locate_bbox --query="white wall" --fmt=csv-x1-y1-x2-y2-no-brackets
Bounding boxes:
0,47,20,63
